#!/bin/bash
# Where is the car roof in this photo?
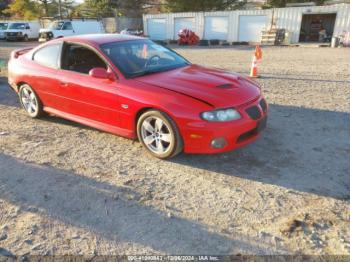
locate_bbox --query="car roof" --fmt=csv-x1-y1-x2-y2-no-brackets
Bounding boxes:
57,34,145,46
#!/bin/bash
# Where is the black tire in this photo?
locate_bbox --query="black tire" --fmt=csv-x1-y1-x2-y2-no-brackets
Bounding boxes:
19,84,44,118
23,35,29,42
137,110,183,159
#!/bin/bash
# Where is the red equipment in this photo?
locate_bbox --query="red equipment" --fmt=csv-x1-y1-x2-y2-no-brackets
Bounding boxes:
177,29,199,45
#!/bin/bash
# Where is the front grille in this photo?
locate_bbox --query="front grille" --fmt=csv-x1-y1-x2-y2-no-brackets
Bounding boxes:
245,105,261,120
259,99,267,113
7,32,20,36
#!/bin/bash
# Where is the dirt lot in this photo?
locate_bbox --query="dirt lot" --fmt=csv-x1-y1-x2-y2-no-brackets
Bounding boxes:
0,41,349,256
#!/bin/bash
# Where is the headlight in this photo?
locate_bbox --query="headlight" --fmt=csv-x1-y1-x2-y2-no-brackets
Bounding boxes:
201,108,241,122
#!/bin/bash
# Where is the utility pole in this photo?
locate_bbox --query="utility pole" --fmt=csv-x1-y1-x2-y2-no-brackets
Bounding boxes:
58,0,63,19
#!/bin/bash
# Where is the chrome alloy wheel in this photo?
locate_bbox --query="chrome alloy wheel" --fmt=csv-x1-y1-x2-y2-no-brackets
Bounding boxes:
20,85,38,116
141,116,173,154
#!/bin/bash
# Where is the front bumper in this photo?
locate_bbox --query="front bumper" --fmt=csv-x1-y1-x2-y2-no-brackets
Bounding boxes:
181,97,268,154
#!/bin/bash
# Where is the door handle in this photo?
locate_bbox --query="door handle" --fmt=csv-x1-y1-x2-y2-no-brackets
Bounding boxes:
60,81,69,87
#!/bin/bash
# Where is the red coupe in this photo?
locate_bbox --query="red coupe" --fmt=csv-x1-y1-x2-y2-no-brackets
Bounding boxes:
8,34,268,159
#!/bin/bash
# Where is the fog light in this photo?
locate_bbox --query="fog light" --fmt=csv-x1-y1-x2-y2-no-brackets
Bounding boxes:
211,138,227,149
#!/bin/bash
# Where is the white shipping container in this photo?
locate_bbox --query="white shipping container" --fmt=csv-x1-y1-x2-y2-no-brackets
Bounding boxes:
174,17,195,39
238,15,268,42
204,16,229,40
143,3,350,44
147,18,166,40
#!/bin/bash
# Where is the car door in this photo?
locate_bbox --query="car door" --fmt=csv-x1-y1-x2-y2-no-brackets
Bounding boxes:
29,43,66,110
25,23,32,38
57,42,121,128
61,22,74,37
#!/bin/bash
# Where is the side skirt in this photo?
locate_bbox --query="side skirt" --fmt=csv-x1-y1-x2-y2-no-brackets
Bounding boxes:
43,107,135,139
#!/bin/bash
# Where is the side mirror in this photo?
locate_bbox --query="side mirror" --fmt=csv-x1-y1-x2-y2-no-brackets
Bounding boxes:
89,67,115,80
26,26,30,29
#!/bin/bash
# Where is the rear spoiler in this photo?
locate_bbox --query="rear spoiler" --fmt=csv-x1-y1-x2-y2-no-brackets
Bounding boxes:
10,47,34,59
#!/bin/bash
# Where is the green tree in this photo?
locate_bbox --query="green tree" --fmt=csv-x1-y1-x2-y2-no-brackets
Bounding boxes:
163,0,244,12
4,0,39,20
84,0,162,18
36,0,51,16
0,0,11,18
48,0,75,18
264,0,326,8
85,0,115,17
112,0,157,17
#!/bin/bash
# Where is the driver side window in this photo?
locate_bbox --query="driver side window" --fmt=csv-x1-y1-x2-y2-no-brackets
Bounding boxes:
62,22,73,30
61,43,107,74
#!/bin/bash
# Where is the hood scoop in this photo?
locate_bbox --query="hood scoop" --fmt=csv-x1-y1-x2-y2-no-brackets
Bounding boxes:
216,83,237,89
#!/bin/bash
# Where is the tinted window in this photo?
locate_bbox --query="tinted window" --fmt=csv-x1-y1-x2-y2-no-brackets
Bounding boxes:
101,39,189,78
0,23,8,30
8,23,26,30
62,22,72,30
33,44,61,68
61,44,107,74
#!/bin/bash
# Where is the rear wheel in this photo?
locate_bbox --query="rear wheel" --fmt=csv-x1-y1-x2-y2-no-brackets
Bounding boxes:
137,110,183,159
19,84,43,118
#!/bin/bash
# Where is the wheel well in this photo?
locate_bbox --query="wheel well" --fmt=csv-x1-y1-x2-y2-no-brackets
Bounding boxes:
16,82,27,92
135,107,154,133
134,107,183,144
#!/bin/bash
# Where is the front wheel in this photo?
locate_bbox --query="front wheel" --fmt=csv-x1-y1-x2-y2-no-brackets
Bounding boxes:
19,84,44,118
137,110,183,159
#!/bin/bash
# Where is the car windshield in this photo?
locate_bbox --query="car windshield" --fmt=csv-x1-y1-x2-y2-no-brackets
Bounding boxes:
100,39,190,78
0,23,8,30
8,23,26,30
48,21,64,30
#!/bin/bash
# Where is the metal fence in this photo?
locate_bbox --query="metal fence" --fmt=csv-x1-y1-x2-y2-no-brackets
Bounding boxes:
102,17,143,33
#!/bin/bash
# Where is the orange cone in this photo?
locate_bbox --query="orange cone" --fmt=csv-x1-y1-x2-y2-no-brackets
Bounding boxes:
255,45,262,60
250,55,259,78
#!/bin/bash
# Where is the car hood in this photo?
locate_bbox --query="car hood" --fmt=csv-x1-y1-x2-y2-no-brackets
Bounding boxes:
135,64,261,108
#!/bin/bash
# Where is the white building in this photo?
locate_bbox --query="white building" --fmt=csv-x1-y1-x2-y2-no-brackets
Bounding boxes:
143,3,350,44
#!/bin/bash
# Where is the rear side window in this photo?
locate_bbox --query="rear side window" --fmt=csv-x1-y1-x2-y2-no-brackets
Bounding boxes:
33,44,61,69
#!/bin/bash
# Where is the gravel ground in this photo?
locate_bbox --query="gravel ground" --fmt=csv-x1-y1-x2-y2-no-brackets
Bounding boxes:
0,41,349,256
